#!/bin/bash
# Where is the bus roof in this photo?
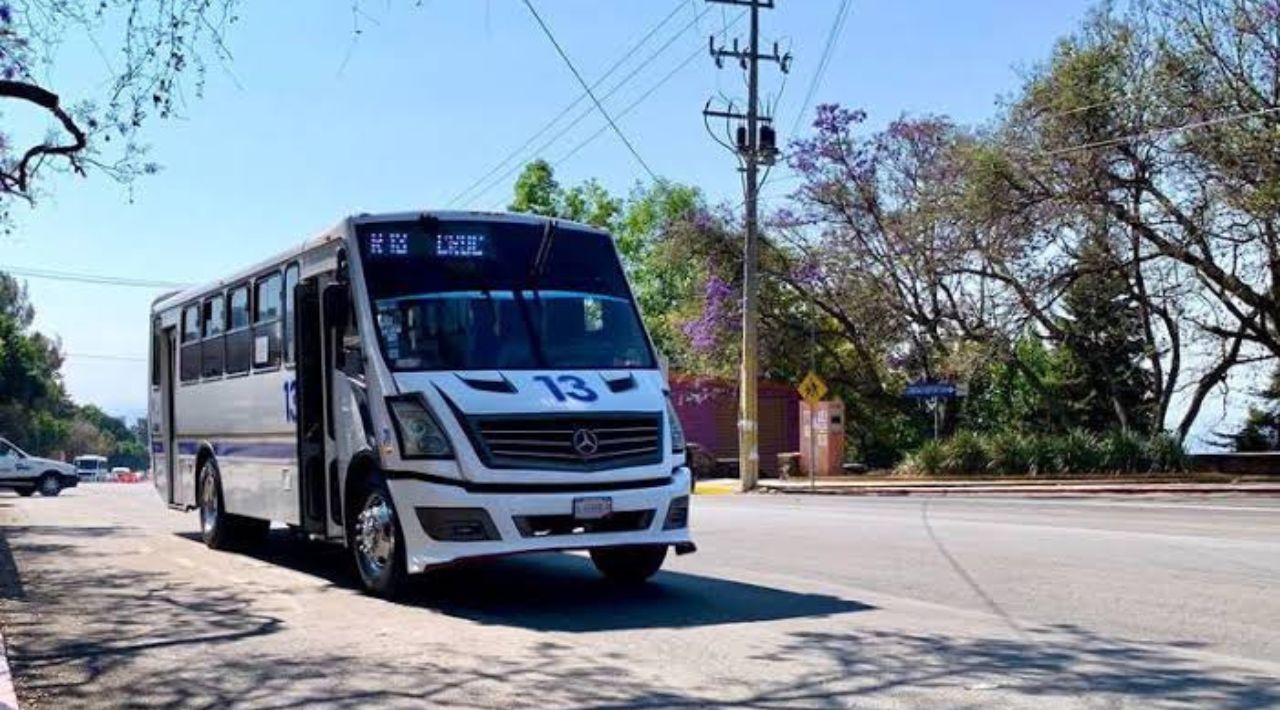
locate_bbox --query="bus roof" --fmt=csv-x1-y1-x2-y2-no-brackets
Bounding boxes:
151,211,610,314
74,455,108,462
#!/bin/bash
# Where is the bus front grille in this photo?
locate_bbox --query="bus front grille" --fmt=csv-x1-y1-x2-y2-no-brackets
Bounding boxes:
469,413,663,471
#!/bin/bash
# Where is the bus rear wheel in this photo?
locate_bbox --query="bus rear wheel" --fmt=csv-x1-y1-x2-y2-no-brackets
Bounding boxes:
590,545,668,584
349,473,407,599
199,459,268,550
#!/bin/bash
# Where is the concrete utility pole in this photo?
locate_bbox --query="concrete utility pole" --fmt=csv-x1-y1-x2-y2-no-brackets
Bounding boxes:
704,0,789,492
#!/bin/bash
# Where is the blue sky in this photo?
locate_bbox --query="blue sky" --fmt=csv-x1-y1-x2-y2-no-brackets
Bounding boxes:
6,0,1104,422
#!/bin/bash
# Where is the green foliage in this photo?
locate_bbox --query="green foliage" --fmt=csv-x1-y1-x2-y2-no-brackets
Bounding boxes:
1058,428,1103,473
984,431,1031,476
1144,433,1186,473
941,430,987,475
1023,433,1060,477
1101,429,1145,473
898,440,945,477
1056,230,1153,433
963,335,1073,434
0,271,148,468
899,429,1184,477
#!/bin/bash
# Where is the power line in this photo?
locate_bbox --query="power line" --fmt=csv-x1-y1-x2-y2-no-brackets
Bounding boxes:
551,11,748,173
1041,105,1280,158
469,4,717,208
790,0,852,137
1,265,187,289
64,352,147,363
448,0,690,208
521,0,659,181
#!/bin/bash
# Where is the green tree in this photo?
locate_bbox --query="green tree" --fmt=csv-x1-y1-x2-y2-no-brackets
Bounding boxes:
509,160,563,218
0,272,71,452
1056,228,1153,433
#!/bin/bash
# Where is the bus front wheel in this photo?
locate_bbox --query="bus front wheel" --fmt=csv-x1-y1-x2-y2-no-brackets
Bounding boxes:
349,473,408,599
590,545,668,584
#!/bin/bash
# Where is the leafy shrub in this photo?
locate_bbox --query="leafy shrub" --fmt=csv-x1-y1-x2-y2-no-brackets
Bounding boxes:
898,440,945,477
1024,433,1060,476
942,431,989,475
1058,428,1103,473
1144,433,1186,473
984,431,1031,476
1102,429,1145,473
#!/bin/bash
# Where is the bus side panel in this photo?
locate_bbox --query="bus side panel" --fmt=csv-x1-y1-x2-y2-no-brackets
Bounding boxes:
173,369,301,525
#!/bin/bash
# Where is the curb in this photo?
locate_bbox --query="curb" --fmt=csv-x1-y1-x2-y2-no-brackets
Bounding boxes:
694,481,738,496
0,625,17,710
757,484,1280,497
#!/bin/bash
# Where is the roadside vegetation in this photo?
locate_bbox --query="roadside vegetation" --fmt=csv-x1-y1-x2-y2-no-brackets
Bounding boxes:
896,430,1186,478
0,274,149,468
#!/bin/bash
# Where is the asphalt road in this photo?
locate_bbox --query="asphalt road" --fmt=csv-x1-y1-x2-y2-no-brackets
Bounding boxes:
0,485,1276,709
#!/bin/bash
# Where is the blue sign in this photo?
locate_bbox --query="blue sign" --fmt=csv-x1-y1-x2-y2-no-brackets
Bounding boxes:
904,382,957,399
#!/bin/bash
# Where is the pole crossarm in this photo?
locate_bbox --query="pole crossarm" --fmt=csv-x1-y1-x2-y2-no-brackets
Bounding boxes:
709,37,792,71
701,108,774,123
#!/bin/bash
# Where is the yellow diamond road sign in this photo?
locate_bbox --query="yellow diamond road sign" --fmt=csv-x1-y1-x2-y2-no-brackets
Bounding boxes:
798,371,828,405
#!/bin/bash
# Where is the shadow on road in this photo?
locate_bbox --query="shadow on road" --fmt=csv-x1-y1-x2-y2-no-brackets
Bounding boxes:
0,518,1274,708
175,530,872,632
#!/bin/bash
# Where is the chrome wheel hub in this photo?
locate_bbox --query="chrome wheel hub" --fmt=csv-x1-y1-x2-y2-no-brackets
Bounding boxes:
357,493,395,575
200,472,218,535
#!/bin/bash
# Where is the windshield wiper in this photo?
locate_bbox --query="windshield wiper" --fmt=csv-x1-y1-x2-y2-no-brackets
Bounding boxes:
529,218,558,291
515,219,557,368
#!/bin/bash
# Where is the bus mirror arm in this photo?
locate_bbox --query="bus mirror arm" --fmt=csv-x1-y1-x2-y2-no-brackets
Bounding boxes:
323,285,350,332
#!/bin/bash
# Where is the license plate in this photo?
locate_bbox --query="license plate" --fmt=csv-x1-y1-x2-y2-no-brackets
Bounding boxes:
573,496,612,521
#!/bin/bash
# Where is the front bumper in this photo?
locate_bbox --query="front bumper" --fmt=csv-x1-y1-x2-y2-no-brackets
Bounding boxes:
60,473,79,488
387,467,694,573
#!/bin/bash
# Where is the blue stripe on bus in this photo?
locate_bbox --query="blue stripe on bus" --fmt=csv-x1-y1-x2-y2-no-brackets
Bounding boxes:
174,440,294,460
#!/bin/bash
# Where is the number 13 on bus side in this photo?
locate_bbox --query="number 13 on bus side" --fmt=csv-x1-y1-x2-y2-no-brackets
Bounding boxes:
283,380,298,423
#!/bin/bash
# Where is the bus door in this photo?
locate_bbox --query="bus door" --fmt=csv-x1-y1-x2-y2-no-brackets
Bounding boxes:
295,278,329,536
322,280,366,541
152,321,179,506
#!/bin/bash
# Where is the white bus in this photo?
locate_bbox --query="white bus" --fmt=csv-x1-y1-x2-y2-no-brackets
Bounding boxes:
149,211,693,597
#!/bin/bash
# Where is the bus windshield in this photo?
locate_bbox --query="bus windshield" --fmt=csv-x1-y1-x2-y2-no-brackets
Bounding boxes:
357,219,656,371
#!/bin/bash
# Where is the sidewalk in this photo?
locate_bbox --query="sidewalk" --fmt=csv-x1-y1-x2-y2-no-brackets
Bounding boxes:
755,476,1280,496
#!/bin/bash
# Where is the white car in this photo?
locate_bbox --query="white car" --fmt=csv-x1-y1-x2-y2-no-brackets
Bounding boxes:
0,437,79,497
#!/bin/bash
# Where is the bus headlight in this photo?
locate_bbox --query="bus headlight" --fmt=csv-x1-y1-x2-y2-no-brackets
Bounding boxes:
666,396,686,454
387,396,453,459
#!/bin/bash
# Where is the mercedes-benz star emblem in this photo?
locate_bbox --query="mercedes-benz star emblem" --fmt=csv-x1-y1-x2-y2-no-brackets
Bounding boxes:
572,428,600,457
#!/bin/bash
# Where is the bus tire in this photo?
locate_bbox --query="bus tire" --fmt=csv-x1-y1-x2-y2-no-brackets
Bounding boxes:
199,459,270,551
16,488,34,497
38,473,62,497
198,459,235,550
349,472,407,599
589,545,667,584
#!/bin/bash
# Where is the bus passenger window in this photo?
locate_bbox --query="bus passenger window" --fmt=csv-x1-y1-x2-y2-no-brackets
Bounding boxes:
253,272,282,369
226,285,251,375
202,294,226,378
180,304,201,383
